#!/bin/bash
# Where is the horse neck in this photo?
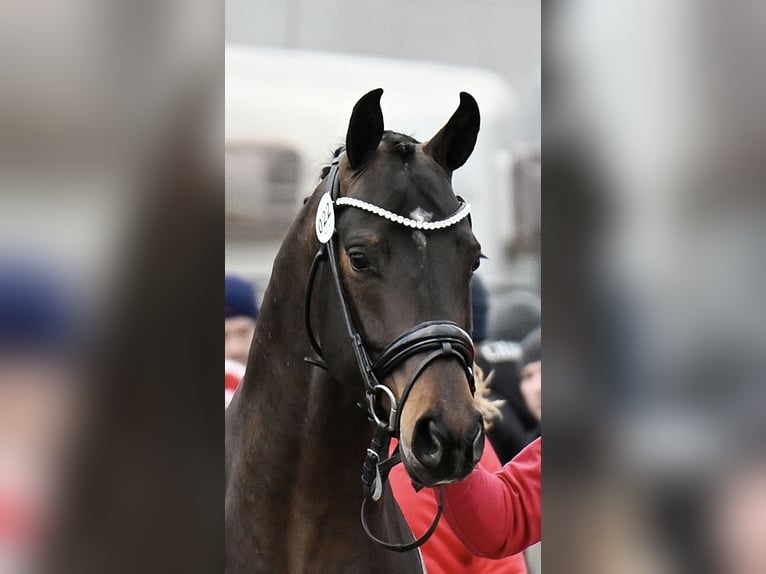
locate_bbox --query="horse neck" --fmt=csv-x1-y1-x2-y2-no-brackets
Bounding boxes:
226,197,418,572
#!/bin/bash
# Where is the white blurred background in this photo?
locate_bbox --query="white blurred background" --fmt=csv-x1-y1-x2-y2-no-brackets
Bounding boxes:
225,0,541,293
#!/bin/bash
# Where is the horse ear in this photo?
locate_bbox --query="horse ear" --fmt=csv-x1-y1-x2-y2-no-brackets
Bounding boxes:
424,92,480,173
346,88,385,169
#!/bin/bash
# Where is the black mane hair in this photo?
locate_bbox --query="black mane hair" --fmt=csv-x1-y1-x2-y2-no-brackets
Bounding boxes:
381,131,419,160
319,146,345,181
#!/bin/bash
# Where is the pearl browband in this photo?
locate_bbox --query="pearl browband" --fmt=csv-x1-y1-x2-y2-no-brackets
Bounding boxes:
334,197,472,231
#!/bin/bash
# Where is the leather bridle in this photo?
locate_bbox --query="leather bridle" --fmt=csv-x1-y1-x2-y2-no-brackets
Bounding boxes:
303,152,477,552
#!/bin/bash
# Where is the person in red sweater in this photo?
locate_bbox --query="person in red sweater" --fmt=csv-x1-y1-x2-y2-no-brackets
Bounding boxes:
394,285,541,567
434,328,543,559
437,437,541,559
390,436,529,574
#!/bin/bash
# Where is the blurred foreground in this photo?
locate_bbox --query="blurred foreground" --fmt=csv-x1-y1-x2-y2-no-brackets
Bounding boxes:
545,2,766,573
1,0,220,572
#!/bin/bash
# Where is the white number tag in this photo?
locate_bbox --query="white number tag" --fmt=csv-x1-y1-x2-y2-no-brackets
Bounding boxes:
315,193,335,243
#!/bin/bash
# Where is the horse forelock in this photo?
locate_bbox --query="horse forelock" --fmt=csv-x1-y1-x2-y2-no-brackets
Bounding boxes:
318,132,420,181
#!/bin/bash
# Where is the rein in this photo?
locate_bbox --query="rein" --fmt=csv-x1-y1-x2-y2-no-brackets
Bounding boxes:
303,152,476,553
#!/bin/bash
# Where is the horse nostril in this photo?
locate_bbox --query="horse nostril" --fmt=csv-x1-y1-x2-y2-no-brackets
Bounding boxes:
412,417,447,469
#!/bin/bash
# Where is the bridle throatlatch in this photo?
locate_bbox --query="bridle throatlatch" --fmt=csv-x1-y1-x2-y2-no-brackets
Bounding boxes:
303,152,476,552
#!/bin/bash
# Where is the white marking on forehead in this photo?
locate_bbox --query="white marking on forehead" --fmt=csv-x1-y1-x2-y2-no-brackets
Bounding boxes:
410,208,432,252
410,207,433,223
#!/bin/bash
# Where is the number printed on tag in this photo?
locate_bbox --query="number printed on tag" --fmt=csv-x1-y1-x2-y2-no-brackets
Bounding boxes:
315,193,335,243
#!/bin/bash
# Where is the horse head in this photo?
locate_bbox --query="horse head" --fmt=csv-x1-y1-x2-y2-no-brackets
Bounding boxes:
309,89,485,487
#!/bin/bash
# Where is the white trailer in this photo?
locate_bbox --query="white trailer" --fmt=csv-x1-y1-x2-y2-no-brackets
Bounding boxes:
226,45,538,294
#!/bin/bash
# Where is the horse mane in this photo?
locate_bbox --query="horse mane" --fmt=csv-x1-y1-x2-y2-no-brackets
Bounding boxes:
382,131,418,160
318,146,346,181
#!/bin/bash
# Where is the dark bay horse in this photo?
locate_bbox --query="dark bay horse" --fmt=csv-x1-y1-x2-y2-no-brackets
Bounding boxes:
225,89,484,573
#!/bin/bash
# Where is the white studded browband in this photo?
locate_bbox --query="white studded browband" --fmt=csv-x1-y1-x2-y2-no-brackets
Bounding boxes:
334,197,472,230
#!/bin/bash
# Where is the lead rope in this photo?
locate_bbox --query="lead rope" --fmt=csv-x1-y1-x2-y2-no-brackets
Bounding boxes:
361,487,445,553
359,421,445,552
359,344,474,552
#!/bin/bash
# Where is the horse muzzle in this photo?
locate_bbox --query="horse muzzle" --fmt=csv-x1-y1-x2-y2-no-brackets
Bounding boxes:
406,410,485,485
369,321,483,485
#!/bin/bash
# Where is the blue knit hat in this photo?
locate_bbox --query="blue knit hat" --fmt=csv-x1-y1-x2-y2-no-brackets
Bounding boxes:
0,262,79,355
225,275,258,320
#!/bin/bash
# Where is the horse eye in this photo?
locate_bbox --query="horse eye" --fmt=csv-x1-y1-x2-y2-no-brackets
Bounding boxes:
349,252,371,272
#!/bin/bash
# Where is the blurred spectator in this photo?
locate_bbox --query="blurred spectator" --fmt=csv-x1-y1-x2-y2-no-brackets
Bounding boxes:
519,328,542,428
433,437,541,561
390,436,529,574
389,367,528,574
0,263,82,574
712,458,766,574
224,275,257,405
476,289,541,464
224,359,245,409
0,264,79,356
385,279,533,573
488,290,541,343
224,275,258,366
419,296,543,567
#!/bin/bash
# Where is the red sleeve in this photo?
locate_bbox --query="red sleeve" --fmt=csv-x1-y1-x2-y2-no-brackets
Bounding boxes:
436,437,541,559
